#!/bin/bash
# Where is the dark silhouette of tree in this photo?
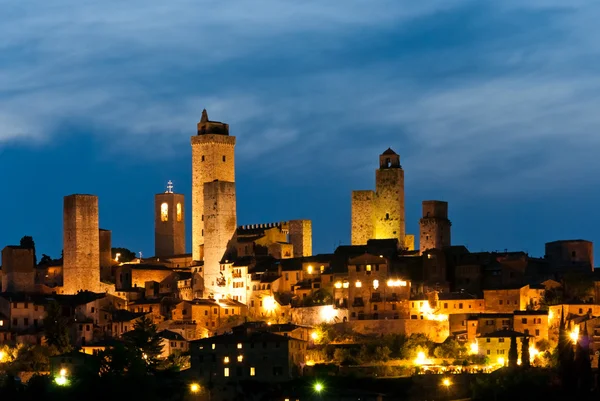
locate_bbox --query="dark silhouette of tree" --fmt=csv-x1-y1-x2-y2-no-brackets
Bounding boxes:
574,322,592,392
521,336,531,368
557,307,575,389
19,235,37,265
39,254,52,265
43,301,72,353
111,247,136,263
508,336,518,368
123,315,163,370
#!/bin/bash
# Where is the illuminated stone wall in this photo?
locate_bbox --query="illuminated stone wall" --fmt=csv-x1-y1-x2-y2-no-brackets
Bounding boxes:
203,180,237,298
351,190,375,245
290,305,349,326
348,318,449,343
419,200,451,254
289,219,312,257
154,192,186,258
191,124,236,262
63,194,101,294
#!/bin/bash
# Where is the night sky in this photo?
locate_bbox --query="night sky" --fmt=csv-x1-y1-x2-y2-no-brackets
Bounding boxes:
1,1,599,261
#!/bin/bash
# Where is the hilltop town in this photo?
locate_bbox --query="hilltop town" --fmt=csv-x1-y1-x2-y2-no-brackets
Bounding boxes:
0,110,597,400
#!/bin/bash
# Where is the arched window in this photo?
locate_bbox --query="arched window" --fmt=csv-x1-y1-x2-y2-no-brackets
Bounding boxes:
176,203,182,222
161,203,168,222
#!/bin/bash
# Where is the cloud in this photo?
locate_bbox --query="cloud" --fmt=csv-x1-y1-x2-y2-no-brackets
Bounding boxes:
1,0,600,197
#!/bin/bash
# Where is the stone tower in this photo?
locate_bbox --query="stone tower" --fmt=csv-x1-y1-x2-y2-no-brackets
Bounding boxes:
289,219,313,257
63,194,101,293
351,148,405,246
99,229,112,282
1,246,35,292
419,200,451,254
203,180,237,297
154,181,186,258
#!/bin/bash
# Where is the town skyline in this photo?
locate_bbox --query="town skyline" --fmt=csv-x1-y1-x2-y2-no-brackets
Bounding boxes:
2,1,600,260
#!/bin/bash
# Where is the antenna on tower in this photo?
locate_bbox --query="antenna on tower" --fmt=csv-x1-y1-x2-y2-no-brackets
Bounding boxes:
166,180,174,193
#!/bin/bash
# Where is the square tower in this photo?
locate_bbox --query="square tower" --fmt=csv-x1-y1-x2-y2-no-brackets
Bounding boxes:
419,200,451,254
191,109,236,262
63,194,101,294
351,148,405,246
203,180,237,298
289,219,313,257
155,184,186,258
1,246,35,292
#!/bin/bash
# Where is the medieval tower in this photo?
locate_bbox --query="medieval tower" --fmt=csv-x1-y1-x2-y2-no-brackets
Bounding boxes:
419,200,451,254
289,219,312,257
154,181,186,258
351,148,406,247
191,109,237,298
63,194,101,294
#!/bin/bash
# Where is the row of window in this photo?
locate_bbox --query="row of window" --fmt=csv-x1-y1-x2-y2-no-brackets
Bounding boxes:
160,202,183,222
200,155,227,162
11,302,41,311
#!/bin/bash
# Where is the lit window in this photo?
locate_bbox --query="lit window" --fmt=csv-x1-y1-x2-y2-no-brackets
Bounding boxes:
373,280,379,289
250,367,255,376
366,265,372,272
307,265,313,274
176,203,182,222
334,281,342,289
212,344,216,350
224,357,229,363
355,281,362,288
342,281,349,289
224,368,229,377
237,343,242,349
160,203,168,222
237,355,243,362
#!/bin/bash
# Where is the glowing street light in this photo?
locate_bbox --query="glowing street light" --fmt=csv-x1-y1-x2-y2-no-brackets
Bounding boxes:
190,383,200,393
570,326,580,344
0,350,6,362
442,378,451,387
55,368,69,386
314,382,324,393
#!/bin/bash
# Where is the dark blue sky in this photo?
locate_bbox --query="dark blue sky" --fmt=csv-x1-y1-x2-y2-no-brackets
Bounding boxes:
1,1,599,261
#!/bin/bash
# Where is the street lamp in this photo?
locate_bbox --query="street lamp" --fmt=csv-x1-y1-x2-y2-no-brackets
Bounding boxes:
190,383,200,394
314,381,324,393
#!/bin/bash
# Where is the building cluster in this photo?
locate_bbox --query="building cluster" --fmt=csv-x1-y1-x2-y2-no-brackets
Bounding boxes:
1,110,599,386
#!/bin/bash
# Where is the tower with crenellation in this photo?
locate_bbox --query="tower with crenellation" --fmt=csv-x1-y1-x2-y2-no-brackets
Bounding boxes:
419,200,451,254
154,180,186,258
191,109,237,298
351,148,407,248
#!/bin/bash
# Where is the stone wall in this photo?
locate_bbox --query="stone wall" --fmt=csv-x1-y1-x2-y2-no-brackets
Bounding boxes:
191,129,236,262
289,219,312,257
290,305,349,326
374,166,405,245
154,192,186,257
351,190,375,245
419,200,451,254
348,318,449,343
99,229,112,269
203,180,237,298
63,194,101,294
545,239,594,271
1,246,35,292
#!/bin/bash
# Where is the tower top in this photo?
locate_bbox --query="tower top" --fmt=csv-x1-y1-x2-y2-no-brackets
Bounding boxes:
166,180,174,193
197,108,230,136
382,147,398,156
379,148,401,169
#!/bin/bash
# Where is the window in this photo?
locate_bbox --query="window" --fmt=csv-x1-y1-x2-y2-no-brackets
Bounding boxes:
202,155,205,161
535,329,540,336
176,203,182,222
459,303,463,309
522,318,527,324
222,155,226,162
444,303,448,309
161,203,168,221
499,300,503,305
237,343,242,349
487,349,491,355
385,213,390,220
499,338,505,343
250,367,255,376
224,368,230,377
24,318,29,326
486,338,491,343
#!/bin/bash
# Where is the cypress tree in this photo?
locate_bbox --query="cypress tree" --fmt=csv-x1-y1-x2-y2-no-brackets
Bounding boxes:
575,322,592,392
557,308,575,389
508,335,518,368
521,336,531,368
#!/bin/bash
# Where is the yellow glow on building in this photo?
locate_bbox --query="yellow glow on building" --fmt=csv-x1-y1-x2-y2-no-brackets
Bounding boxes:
497,357,505,366
237,355,243,362
334,281,342,289
373,279,379,289
414,351,430,366
469,342,478,355
355,280,362,288
418,301,448,321
307,265,313,274
342,281,349,288
263,296,277,313
250,367,256,376
320,305,336,323
224,367,229,377
387,279,407,287
160,202,168,222
212,344,216,350
570,325,580,344
237,343,242,349
176,203,182,222
311,331,319,341
223,356,229,364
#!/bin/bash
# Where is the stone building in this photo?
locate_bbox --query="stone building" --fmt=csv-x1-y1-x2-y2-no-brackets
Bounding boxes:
545,239,594,272
63,194,102,294
351,148,407,248
99,229,112,282
476,329,530,364
289,219,312,258
154,182,186,258
191,109,236,264
419,200,451,254
1,246,35,293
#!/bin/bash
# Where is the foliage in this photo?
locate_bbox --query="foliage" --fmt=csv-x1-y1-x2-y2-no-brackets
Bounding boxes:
471,369,562,401
574,324,592,392
433,338,466,359
111,247,136,263
562,272,594,302
467,354,489,365
301,289,333,307
123,316,163,369
7,345,58,373
19,235,37,265
535,338,552,352
158,350,190,372
333,348,360,366
401,334,432,360
43,301,72,354
521,337,530,368
556,309,574,388
508,336,518,368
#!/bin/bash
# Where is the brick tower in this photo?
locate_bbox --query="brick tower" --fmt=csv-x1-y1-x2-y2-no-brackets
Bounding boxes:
419,200,451,254
351,148,405,246
191,109,237,297
289,219,313,257
63,194,101,293
155,180,186,258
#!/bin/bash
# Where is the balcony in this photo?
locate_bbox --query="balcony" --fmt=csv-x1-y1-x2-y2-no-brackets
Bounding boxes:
353,298,365,307
232,272,242,279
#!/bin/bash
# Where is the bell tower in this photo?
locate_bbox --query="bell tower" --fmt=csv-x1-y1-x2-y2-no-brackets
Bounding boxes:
155,180,186,258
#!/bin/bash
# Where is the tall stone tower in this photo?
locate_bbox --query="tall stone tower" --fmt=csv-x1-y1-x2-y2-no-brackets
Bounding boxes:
63,194,101,293
289,219,313,257
155,181,186,258
419,200,451,254
191,109,237,297
351,148,405,246
1,246,35,292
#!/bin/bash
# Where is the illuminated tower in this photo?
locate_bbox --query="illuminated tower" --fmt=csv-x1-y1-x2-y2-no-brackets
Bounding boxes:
351,148,405,246
419,200,451,253
191,110,237,297
155,180,186,258
63,194,101,293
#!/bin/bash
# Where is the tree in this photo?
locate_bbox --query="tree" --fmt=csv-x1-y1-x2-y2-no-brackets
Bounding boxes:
557,307,575,389
43,301,72,353
574,322,592,392
123,316,163,369
19,236,37,265
508,336,518,368
112,248,136,263
39,254,52,265
521,337,530,368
